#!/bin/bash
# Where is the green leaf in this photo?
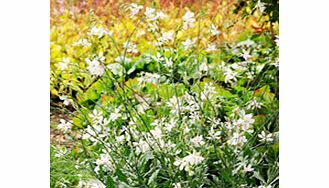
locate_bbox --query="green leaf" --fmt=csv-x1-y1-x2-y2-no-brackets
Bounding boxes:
115,168,128,184
253,171,266,184
147,169,160,185
106,175,116,188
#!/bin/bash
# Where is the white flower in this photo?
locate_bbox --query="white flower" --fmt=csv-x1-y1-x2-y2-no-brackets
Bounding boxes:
137,72,160,85
156,11,167,20
166,96,181,114
129,3,143,18
174,158,188,171
95,150,115,173
206,44,216,52
83,116,108,139
88,26,112,38
239,61,249,67
133,140,150,154
95,153,112,168
152,52,164,62
258,131,274,142
231,63,248,73
72,38,91,47
164,57,173,68
237,39,255,48
96,52,105,61
275,35,279,46
183,126,190,134
256,0,266,13
231,63,239,70
116,135,125,143
57,119,72,133
199,61,209,72
109,108,122,122
100,117,110,127
189,111,201,124
150,126,162,139
158,31,174,45
89,109,103,122
242,49,252,61
183,92,199,112
224,121,234,130
174,151,204,175
271,58,279,67
182,38,196,50
243,164,254,172
190,135,205,147
239,110,255,126
82,125,101,141
246,98,263,110
59,95,73,106
85,58,105,76
54,147,67,157
107,63,124,76
137,102,150,114
258,185,272,188
151,118,165,127
201,82,217,101
233,110,255,132
228,132,247,146
244,71,253,80
209,24,220,36
173,182,181,188
182,10,195,30
165,119,176,132
144,7,157,21
232,106,242,115
78,179,106,188
147,22,159,32
207,126,221,140
123,41,138,54
223,67,237,83
58,57,70,70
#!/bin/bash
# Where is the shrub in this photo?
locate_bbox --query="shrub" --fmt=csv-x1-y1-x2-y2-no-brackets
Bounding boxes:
51,1,279,187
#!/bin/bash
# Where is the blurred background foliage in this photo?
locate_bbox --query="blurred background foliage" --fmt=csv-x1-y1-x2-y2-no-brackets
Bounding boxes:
50,0,278,106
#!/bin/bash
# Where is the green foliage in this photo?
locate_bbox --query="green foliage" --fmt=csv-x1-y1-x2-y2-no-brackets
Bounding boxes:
51,0,279,187
50,146,94,188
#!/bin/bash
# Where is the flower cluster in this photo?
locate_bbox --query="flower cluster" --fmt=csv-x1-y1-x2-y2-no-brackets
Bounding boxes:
182,10,195,30
85,58,105,76
88,26,112,38
174,152,205,176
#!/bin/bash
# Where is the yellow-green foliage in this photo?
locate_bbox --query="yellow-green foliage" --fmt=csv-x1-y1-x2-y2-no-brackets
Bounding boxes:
50,0,274,99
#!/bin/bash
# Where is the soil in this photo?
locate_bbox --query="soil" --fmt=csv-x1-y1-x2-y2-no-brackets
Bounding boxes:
50,108,73,148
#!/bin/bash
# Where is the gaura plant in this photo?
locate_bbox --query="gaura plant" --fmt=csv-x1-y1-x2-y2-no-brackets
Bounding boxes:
51,0,278,187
